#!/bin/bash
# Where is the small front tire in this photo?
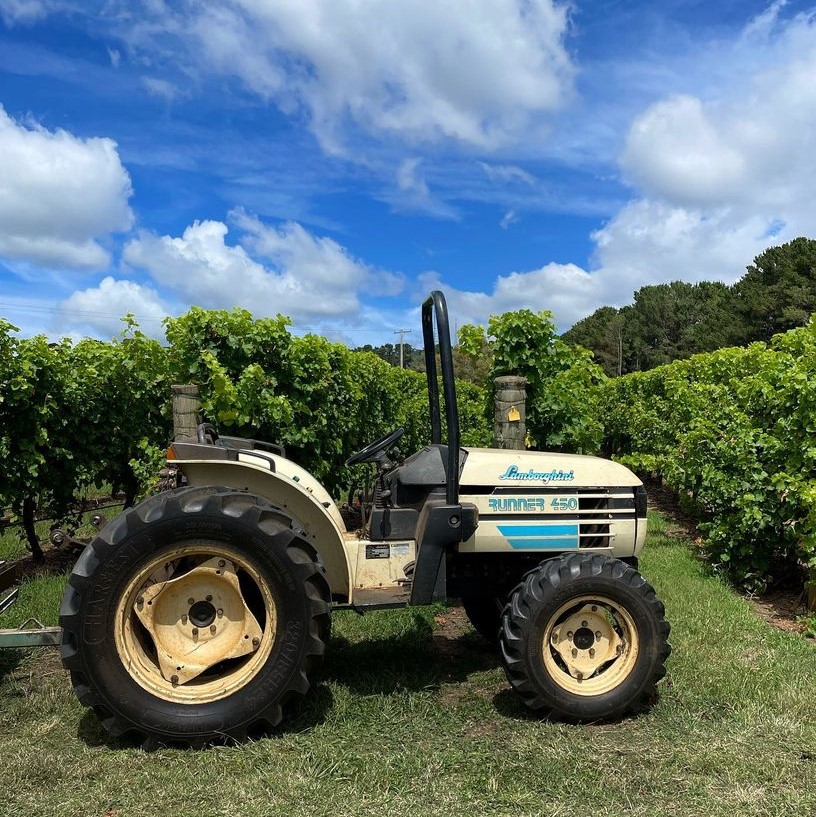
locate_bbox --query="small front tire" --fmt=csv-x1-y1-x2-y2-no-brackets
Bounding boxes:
500,553,670,721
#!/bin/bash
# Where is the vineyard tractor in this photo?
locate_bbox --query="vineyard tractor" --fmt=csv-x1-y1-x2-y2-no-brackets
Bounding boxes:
57,291,670,746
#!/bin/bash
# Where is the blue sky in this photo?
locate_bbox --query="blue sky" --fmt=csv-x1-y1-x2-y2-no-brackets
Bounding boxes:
0,0,814,344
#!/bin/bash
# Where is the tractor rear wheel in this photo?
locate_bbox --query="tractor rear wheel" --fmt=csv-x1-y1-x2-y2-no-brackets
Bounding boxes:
60,486,331,747
499,553,670,721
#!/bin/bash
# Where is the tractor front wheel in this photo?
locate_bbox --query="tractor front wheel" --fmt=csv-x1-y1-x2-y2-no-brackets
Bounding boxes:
499,553,670,721
60,486,331,747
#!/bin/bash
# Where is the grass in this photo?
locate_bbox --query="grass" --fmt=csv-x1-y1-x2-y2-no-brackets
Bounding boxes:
1,510,815,817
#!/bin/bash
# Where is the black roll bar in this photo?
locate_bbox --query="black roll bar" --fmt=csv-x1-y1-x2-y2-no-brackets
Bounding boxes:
421,291,460,506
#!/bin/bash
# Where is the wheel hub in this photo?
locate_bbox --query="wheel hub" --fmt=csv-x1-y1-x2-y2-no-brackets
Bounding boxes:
549,603,624,681
188,600,217,629
133,556,264,686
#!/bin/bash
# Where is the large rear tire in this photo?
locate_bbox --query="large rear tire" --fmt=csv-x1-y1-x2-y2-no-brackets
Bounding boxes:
500,553,670,721
60,486,331,747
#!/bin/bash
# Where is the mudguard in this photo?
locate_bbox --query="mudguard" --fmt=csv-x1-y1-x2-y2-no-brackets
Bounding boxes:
171,447,353,601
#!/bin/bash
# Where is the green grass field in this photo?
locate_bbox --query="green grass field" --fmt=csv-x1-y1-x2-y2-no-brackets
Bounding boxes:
1,511,815,817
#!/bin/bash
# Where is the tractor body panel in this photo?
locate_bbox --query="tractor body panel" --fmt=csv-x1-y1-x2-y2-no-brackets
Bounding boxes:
457,448,645,561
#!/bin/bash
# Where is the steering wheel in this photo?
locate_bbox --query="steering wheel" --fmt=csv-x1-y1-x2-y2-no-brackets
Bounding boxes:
345,427,405,466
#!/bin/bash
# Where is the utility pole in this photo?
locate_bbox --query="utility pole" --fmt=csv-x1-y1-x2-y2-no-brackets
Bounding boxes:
394,328,413,368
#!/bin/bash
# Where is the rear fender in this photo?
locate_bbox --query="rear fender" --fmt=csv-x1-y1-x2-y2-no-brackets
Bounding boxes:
176,455,352,601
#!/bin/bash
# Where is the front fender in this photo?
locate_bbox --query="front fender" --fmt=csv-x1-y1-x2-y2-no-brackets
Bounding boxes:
176,454,352,601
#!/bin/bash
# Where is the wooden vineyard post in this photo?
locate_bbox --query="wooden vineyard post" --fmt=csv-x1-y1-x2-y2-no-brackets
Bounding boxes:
172,384,201,442
494,375,527,450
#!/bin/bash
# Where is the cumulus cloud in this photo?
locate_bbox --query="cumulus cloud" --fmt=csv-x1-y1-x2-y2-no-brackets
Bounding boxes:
0,106,133,269
59,276,172,339
420,263,598,332
446,5,816,332
122,214,404,325
120,0,574,151
620,8,816,223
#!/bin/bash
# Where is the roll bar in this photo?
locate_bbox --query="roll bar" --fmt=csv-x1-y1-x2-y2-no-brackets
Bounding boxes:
421,291,460,505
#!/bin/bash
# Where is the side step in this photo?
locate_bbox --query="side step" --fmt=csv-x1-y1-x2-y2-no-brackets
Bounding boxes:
348,586,411,611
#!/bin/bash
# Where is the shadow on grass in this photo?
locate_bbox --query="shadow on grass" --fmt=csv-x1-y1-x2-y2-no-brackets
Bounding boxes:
0,649,25,687
323,624,498,696
74,613,500,750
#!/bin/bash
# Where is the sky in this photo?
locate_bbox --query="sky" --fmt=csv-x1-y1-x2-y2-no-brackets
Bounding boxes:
0,0,815,345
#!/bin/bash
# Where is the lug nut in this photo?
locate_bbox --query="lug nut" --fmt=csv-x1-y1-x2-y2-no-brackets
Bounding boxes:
136,596,144,606
576,671,583,681
595,631,602,639
589,648,595,658
218,560,226,568
210,624,217,634
252,637,260,648
581,620,588,627
192,627,199,637
181,614,188,624
170,675,179,685
567,631,573,639
206,595,212,602
591,606,597,612
188,597,195,605
217,609,224,618
571,647,578,657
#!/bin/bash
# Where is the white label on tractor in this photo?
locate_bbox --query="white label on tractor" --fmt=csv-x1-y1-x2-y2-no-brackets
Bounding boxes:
485,496,579,513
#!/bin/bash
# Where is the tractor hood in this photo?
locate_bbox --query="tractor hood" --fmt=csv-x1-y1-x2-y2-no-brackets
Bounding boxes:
460,448,641,489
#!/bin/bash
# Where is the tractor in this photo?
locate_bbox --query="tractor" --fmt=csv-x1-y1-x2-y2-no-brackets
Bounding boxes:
59,291,670,746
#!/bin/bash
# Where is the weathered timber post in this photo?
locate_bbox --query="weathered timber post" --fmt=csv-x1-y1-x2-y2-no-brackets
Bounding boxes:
172,384,201,441
494,375,527,450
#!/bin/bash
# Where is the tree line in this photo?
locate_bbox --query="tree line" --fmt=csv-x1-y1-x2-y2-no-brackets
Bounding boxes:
562,237,816,375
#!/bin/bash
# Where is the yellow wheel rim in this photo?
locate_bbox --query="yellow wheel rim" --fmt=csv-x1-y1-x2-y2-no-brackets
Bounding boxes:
114,544,277,704
542,594,639,696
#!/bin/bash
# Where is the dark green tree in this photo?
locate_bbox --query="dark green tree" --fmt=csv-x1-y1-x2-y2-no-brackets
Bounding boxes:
732,237,816,343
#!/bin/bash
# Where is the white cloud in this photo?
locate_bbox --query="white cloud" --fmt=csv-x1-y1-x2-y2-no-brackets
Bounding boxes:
420,263,598,332
621,9,816,216
500,210,519,230
122,215,404,325
479,162,537,186
59,276,172,339
121,0,575,151
396,158,429,200
0,106,133,269
463,6,816,331
423,3,816,334
142,76,182,102
0,0,55,25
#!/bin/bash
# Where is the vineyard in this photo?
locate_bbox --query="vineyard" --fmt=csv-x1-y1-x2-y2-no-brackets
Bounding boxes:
601,318,816,590
0,309,493,560
3,303,816,596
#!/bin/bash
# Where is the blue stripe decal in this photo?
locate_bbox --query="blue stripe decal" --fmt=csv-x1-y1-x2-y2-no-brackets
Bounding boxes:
507,537,579,550
497,524,579,537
